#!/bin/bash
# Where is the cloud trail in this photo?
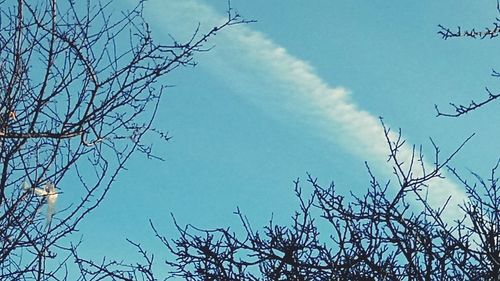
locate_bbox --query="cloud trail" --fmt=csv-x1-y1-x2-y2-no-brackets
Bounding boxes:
145,0,468,220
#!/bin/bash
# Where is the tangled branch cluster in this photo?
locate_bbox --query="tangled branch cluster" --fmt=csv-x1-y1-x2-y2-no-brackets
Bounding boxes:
159,125,499,280
0,0,246,279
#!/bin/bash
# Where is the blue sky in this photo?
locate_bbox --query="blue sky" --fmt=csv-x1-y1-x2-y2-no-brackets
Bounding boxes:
72,0,499,274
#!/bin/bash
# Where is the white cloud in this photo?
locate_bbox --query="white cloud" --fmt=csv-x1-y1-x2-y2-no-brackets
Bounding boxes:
145,0,468,220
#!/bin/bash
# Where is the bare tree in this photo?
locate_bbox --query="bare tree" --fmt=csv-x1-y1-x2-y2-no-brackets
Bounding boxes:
159,123,498,280
0,0,247,279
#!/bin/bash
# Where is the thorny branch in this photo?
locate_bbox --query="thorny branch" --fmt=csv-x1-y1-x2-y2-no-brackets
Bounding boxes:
435,2,500,117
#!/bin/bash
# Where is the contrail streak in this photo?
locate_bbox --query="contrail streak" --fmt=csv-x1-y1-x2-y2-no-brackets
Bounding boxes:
145,0,468,220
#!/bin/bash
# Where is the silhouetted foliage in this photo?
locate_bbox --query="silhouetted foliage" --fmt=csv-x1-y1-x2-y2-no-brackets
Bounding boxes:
0,0,247,279
160,124,498,280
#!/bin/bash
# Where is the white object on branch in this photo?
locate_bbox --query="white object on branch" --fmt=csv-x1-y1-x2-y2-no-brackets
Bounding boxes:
24,182,58,226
